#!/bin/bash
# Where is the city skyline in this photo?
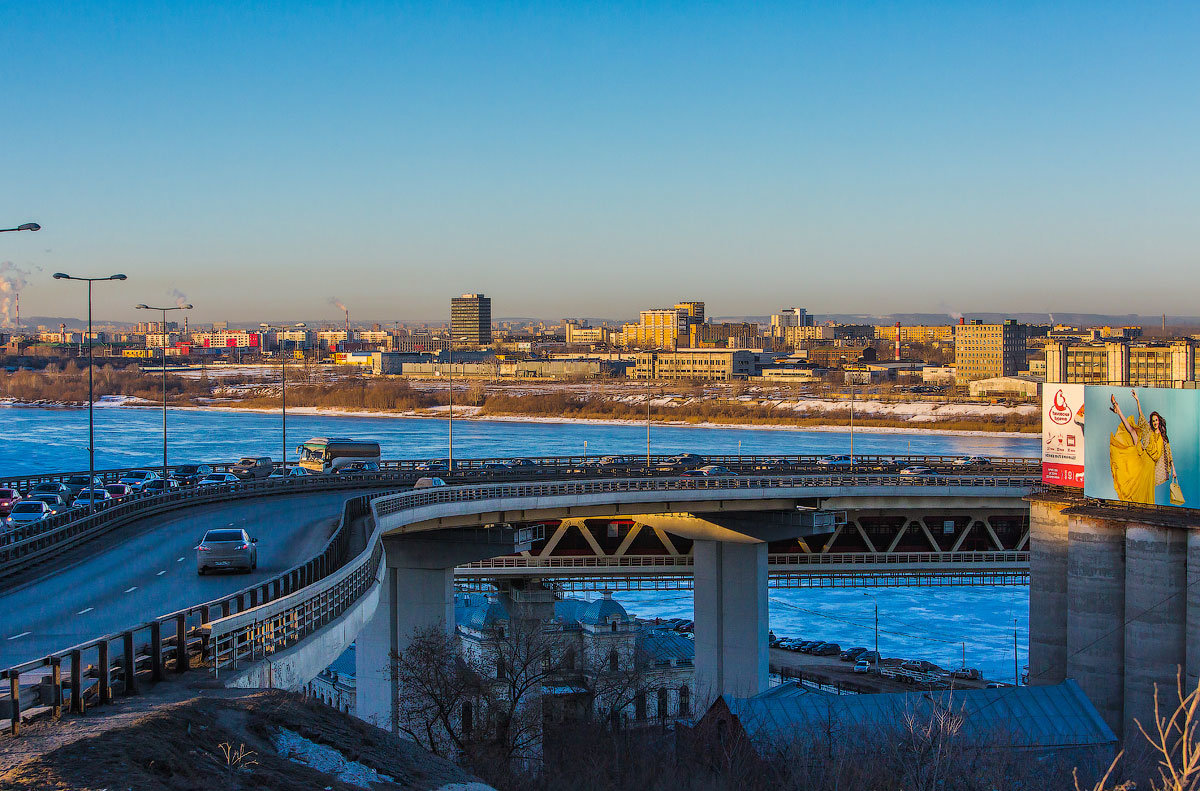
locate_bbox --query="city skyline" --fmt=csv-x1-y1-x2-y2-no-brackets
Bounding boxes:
4,2,1199,322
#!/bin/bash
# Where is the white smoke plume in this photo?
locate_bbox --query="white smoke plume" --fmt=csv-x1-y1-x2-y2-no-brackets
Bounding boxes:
169,288,189,309
0,262,30,328
328,297,348,313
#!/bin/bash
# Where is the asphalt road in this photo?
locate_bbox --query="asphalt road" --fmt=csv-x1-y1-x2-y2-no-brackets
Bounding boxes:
0,491,361,668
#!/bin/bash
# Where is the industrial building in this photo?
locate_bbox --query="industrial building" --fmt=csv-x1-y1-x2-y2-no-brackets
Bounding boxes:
634,349,755,381
1044,339,1200,387
954,319,1026,384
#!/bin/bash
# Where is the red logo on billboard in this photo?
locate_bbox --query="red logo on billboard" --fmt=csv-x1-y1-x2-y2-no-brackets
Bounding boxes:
1048,389,1073,425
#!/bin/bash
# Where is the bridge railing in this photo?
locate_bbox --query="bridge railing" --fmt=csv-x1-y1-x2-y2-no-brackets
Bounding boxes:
459,550,1031,571
0,488,386,734
0,453,1042,496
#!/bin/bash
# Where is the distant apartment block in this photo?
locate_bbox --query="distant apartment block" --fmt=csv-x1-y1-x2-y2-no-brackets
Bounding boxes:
770,308,812,337
782,324,835,347
450,293,492,345
622,308,690,349
954,320,1025,384
690,321,758,348
564,321,610,346
192,330,263,349
1045,340,1199,387
634,349,754,381
873,324,956,345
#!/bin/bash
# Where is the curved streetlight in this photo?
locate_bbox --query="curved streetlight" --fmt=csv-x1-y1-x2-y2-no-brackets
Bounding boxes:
52,272,128,510
0,222,41,233
135,302,193,485
260,322,308,470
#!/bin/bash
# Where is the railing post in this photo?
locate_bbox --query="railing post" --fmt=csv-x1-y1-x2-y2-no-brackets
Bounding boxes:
122,631,138,695
249,589,258,608
176,614,188,673
97,641,110,704
8,673,19,736
50,659,61,717
221,600,231,618
150,621,164,682
237,593,246,612
70,649,84,713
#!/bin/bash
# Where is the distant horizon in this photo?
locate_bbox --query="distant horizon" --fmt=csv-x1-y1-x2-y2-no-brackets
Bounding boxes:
13,310,1198,333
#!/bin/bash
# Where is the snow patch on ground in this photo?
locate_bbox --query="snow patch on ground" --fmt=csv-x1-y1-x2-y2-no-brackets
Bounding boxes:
273,727,394,789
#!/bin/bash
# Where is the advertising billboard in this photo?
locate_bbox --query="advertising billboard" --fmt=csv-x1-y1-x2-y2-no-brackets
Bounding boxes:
1083,386,1197,508
1042,384,1086,487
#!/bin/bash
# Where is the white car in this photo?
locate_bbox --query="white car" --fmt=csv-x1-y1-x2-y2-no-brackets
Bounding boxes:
72,488,112,508
5,500,52,526
953,456,991,466
118,469,160,491
198,473,241,486
853,659,872,674
413,477,447,489
899,466,936,476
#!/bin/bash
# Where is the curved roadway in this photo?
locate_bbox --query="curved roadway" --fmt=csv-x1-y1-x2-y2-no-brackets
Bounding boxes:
0,491,363,668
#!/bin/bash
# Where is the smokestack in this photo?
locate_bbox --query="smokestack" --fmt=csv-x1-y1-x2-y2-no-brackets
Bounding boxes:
1163,313,1167,333
183,315,188,340
345,308,350,337
895,321,901,361
14,293,18,330
60,322,66,344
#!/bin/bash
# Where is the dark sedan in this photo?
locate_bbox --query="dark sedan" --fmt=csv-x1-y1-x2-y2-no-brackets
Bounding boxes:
170,464,214,486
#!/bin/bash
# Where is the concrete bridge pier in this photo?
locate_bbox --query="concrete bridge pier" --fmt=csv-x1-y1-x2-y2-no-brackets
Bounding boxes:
629,511,812,701
1189,531,1200,691
1028,496,1073,687
693,540,768,700
1123,523,1187,738
357,528,534,732
1066,514,1127,735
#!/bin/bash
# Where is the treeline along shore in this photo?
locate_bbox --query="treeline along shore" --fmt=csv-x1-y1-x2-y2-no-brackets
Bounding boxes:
0,364,1039,434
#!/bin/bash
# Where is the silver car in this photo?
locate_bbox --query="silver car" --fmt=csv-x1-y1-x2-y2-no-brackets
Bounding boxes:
5,500,51,527
196,528,258,575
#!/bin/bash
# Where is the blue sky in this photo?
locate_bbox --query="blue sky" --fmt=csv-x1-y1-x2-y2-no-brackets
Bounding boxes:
2,1,1197,323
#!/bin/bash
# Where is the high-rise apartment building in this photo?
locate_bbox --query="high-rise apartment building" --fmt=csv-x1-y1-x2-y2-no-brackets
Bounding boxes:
954,320,1025,384
771,308,812,337
674,301,705,324
450,293,492,345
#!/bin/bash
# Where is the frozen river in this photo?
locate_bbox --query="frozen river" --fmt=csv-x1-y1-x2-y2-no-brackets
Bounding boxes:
0,404,1038,680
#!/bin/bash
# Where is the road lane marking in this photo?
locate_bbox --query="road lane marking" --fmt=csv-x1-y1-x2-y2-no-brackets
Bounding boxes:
177,557,185,562
7,632,31,640
124,586,138,593
156,570,167,576
77,607,94,615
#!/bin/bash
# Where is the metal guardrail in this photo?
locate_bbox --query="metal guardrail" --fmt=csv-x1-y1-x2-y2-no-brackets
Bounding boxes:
459,550,1030,571
0,491,382,735
0,454,1042,498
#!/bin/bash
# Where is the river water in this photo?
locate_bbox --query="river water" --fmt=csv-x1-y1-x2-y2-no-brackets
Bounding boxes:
0,404,1038,681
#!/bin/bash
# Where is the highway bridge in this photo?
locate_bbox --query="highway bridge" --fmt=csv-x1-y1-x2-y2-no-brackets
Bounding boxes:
0,454,1039,735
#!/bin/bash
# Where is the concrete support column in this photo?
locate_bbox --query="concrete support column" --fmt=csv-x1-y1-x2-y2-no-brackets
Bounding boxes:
1028,498,1072,686
693,540,768,701
1188,532,1200,691
355,562,454,733
1124,524,1187,738
1066,515,1126,735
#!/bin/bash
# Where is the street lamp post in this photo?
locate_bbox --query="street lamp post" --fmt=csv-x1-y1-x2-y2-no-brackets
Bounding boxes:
0,222,40,233
447,336,469,470
262,323,306,470
52,272,128,509
862,592,879,670
135,303,193,485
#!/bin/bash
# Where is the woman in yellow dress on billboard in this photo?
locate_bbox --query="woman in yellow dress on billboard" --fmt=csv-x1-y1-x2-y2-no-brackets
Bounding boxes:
1108,390,1175,504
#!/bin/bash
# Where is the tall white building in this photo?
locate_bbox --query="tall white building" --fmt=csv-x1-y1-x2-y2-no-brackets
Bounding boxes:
771,308,812,337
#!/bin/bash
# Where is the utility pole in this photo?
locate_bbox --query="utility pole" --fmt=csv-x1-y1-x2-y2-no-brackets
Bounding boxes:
1013,617,1019,685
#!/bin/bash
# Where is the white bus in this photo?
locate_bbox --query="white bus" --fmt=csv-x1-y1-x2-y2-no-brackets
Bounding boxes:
296,437,382,474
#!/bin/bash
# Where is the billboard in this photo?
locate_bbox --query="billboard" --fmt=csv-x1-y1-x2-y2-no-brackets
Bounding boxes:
1042,384,1086,487
1083,386,1197,508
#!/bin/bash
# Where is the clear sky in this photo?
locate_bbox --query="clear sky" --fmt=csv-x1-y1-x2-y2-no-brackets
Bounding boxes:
2,1,1197,324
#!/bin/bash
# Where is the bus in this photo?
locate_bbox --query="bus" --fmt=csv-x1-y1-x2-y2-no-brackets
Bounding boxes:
296,437,382,474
